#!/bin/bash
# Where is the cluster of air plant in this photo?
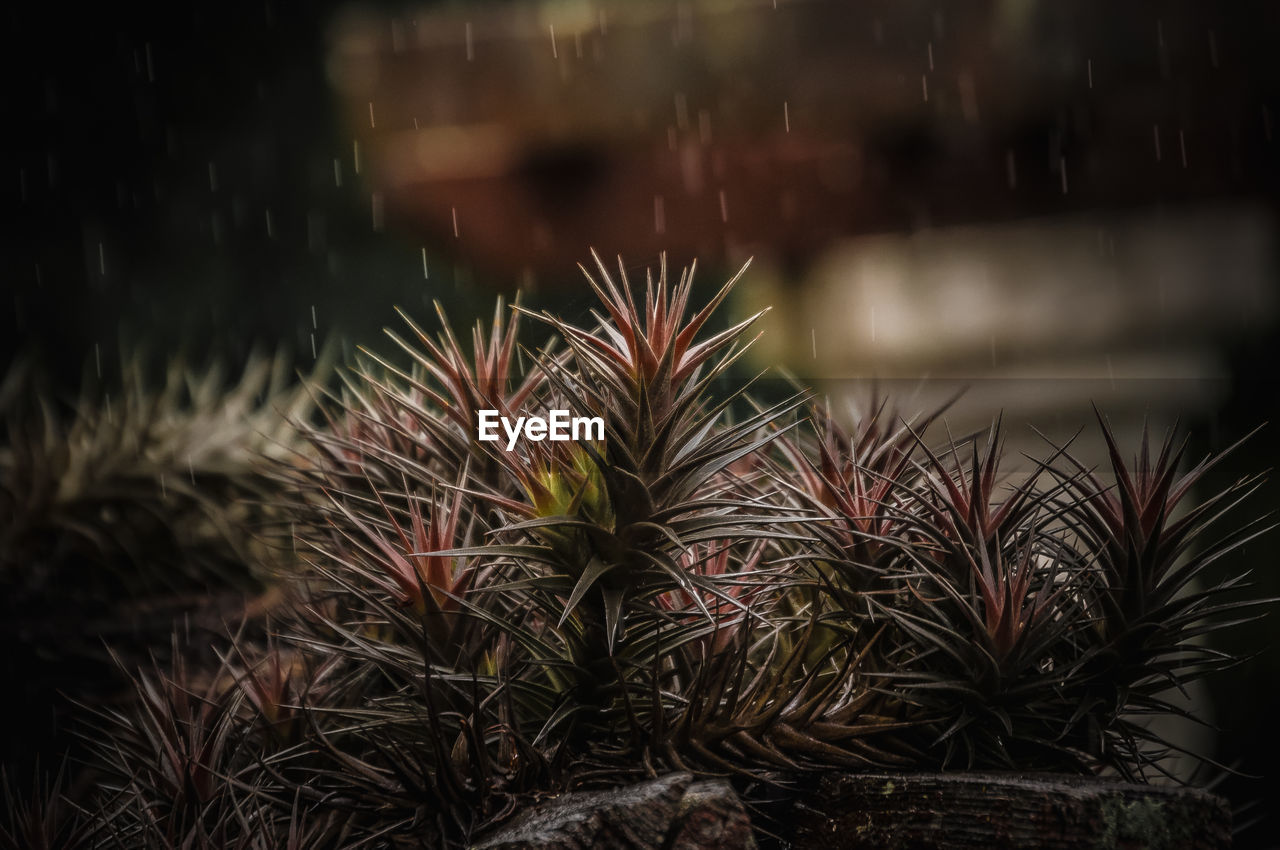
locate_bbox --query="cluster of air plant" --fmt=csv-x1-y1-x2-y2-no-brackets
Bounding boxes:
780,399,1268,778
7,254,1268,848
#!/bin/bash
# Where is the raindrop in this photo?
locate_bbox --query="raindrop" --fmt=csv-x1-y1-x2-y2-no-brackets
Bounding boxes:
98,242,106,275
783,101,790,133
719,189,728,223
1087,58,1093,89
189,456,196,486
811,328,817,359
311,333,317,360
1153,124,1162,161
654,195,666,234
145,42,155,82
311,305,317,329
673,3,693,45
675,92,688,130
368,102,376,129
550,24,558,59
208,162,218,192
921,75,928,102
452,207,459,237
1208,30,1219,68
353,140,362,174
333,158,343,187
927,42,934,71
265,208,275,238
421,247,430,279
94,343,102,377
1059,156,1068,194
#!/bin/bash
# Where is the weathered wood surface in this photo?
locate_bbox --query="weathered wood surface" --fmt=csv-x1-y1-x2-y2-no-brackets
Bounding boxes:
668,779,757,850
471,771,1229,849
470,773,756,850
791,772,1231,850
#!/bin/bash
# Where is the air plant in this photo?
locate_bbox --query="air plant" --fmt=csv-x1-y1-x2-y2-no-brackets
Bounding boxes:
1045,415,1272,777
862,421,1100,770
15,254,1269,848
0,761,94,850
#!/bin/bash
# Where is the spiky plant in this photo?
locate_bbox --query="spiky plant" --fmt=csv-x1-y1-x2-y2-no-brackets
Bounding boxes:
28,253,1268,848
1045,415,1271,777
0,761,94,850
71,637,355,850
781,405,1270,777
859,420,1100,770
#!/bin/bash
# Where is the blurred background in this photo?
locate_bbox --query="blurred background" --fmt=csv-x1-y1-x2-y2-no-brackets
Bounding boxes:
5,0,1279,843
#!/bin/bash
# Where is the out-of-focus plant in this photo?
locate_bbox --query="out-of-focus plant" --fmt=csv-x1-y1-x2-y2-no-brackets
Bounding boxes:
14,254,1267,848
0,349,319,597
0,348,327,783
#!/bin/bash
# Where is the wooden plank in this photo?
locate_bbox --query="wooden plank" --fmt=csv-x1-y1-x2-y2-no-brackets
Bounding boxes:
792,772,1231,850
